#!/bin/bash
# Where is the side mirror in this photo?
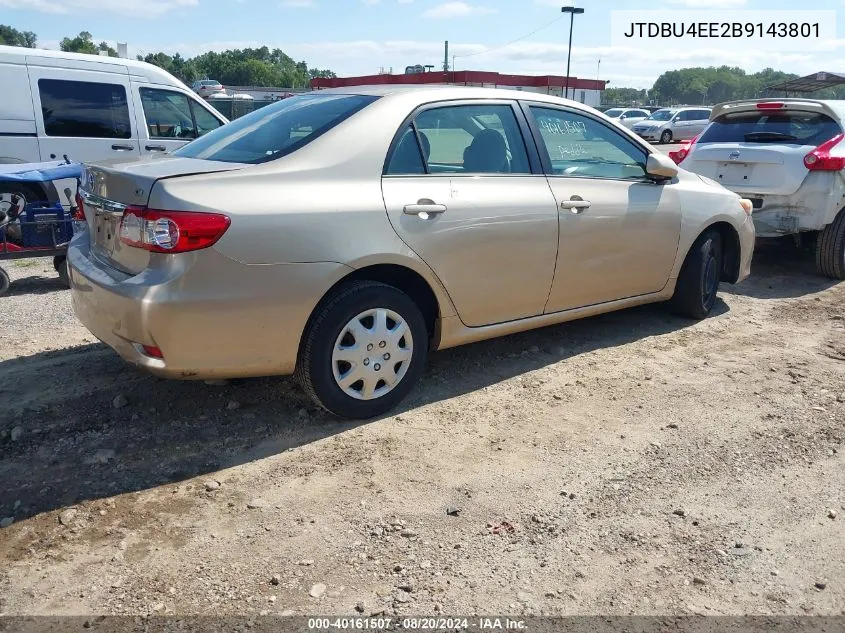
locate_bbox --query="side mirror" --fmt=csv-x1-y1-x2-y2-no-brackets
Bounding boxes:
646,153,679,180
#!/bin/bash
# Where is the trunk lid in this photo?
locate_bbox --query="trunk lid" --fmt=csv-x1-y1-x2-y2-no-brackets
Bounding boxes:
683,143,811,196
80,155,244,275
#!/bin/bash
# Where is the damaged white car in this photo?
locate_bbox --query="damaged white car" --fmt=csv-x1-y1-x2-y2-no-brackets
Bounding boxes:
681,98,845,279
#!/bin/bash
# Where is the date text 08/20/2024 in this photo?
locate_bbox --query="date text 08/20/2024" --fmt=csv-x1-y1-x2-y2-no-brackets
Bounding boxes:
307,617,527,630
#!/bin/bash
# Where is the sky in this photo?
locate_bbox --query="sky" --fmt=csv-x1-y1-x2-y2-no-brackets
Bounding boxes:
1,0,844,88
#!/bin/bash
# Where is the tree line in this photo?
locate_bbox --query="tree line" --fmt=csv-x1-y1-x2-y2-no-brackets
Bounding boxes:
0,25,335,89
604,65,845,106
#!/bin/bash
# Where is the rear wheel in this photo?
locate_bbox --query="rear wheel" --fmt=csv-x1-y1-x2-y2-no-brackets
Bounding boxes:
54,255,70,288
660,130,673,144
670,229,723,320
296,280,428,419
0,267,9,296
815,208,845,280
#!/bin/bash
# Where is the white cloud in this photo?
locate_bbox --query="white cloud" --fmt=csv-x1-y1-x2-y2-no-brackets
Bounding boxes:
422,2,496,19
667,0,747,6
0,0,197,16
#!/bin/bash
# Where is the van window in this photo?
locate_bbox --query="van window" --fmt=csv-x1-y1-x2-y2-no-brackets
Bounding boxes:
38,79,131,139
141,88,224,139
140,88,196,139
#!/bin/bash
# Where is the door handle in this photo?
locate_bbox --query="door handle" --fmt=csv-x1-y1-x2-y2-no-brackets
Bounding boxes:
145,145,167,152
111,144,135,151
560,197,591,213
403,200,447,219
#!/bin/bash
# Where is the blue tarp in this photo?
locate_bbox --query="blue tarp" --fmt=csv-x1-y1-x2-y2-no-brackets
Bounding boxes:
0,161,83,183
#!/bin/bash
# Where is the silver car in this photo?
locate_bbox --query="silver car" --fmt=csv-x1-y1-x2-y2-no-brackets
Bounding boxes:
68,87,755,419
632,107,712,144
603,107,651,129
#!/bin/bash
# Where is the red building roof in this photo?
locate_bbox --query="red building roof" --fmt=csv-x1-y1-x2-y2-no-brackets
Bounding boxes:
311,70,606,91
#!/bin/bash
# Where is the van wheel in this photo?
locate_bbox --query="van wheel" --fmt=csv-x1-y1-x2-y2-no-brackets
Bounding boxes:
815,208,845,279
660,130,673,144
54,255,70,288
296,280,428,420
670,229,723,320
0,183,40,218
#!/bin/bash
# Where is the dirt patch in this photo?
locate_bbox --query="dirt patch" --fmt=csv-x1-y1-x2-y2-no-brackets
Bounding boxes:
1,249,843,617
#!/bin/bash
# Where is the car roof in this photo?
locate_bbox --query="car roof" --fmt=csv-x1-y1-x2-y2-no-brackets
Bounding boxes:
310,84,600,111
0,44,191,90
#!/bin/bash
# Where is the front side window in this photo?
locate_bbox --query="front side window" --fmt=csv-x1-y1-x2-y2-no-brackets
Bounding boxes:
172,93,378,164
191,101,223,136
529,106,648,180
38,79,131,139
646,109,674,122
386,103,531,175
140,88,196,139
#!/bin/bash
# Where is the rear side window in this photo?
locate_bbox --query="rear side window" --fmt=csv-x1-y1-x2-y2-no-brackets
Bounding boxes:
698,111,842,146
173,93,378,164
38,79,131,139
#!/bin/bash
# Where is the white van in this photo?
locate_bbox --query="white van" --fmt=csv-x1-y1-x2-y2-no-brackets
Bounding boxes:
0,45,228,206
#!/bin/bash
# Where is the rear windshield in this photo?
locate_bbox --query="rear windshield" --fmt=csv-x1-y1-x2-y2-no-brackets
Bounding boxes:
698,111,842,146
172,93,379,164
604,108,624,117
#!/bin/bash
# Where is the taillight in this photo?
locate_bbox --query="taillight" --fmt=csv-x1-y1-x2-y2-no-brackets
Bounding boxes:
74,191,86,220
119,206,230,253
141,345,164,359
669,134,698,165
756,102,785,110
804,133,845,172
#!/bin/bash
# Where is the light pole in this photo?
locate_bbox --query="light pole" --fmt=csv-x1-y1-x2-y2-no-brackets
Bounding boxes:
562,5,584,100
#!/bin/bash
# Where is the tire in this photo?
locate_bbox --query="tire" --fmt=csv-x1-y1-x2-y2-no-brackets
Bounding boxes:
54,255,70,288
815,208,845,279
295,280,429,419
0,267,9,296
670,229,723,320
660,130,673,144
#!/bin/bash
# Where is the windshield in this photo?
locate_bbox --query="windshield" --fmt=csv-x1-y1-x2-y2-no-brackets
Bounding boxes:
604,108,624,118
173,93,379,164
698,111,842,146
645,109,674,122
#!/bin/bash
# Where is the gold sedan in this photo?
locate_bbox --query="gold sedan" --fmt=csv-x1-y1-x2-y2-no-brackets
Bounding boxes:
68,86,755,419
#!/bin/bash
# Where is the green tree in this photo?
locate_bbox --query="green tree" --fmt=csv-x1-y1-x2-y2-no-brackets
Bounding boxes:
60,31,98,55
0,24,36,47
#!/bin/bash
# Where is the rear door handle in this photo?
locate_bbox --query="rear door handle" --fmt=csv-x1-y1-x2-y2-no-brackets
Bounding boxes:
111,144,135,151
145,145,166,152
403,201,447,219
560,197,591,213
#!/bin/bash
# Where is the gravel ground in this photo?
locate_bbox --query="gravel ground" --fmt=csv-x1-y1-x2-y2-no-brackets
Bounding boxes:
0,240,843,618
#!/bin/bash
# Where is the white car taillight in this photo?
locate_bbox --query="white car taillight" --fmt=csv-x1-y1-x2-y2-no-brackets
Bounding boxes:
804,133,845,172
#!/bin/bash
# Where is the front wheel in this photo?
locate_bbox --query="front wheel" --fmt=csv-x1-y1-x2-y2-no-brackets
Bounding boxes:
670,229,723,320
0,267,9,296
296,280,429,419
815,209,845,279
660,130,673,144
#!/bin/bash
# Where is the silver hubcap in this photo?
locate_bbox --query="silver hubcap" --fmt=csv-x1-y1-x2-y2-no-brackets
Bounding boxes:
332,308,413,401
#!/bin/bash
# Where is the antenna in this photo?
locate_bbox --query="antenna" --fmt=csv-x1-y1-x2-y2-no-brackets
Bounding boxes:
444,40,449,72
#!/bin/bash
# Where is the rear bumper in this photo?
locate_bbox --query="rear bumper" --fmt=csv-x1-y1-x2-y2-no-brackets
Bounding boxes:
67,232,352,379
710,172,844,238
